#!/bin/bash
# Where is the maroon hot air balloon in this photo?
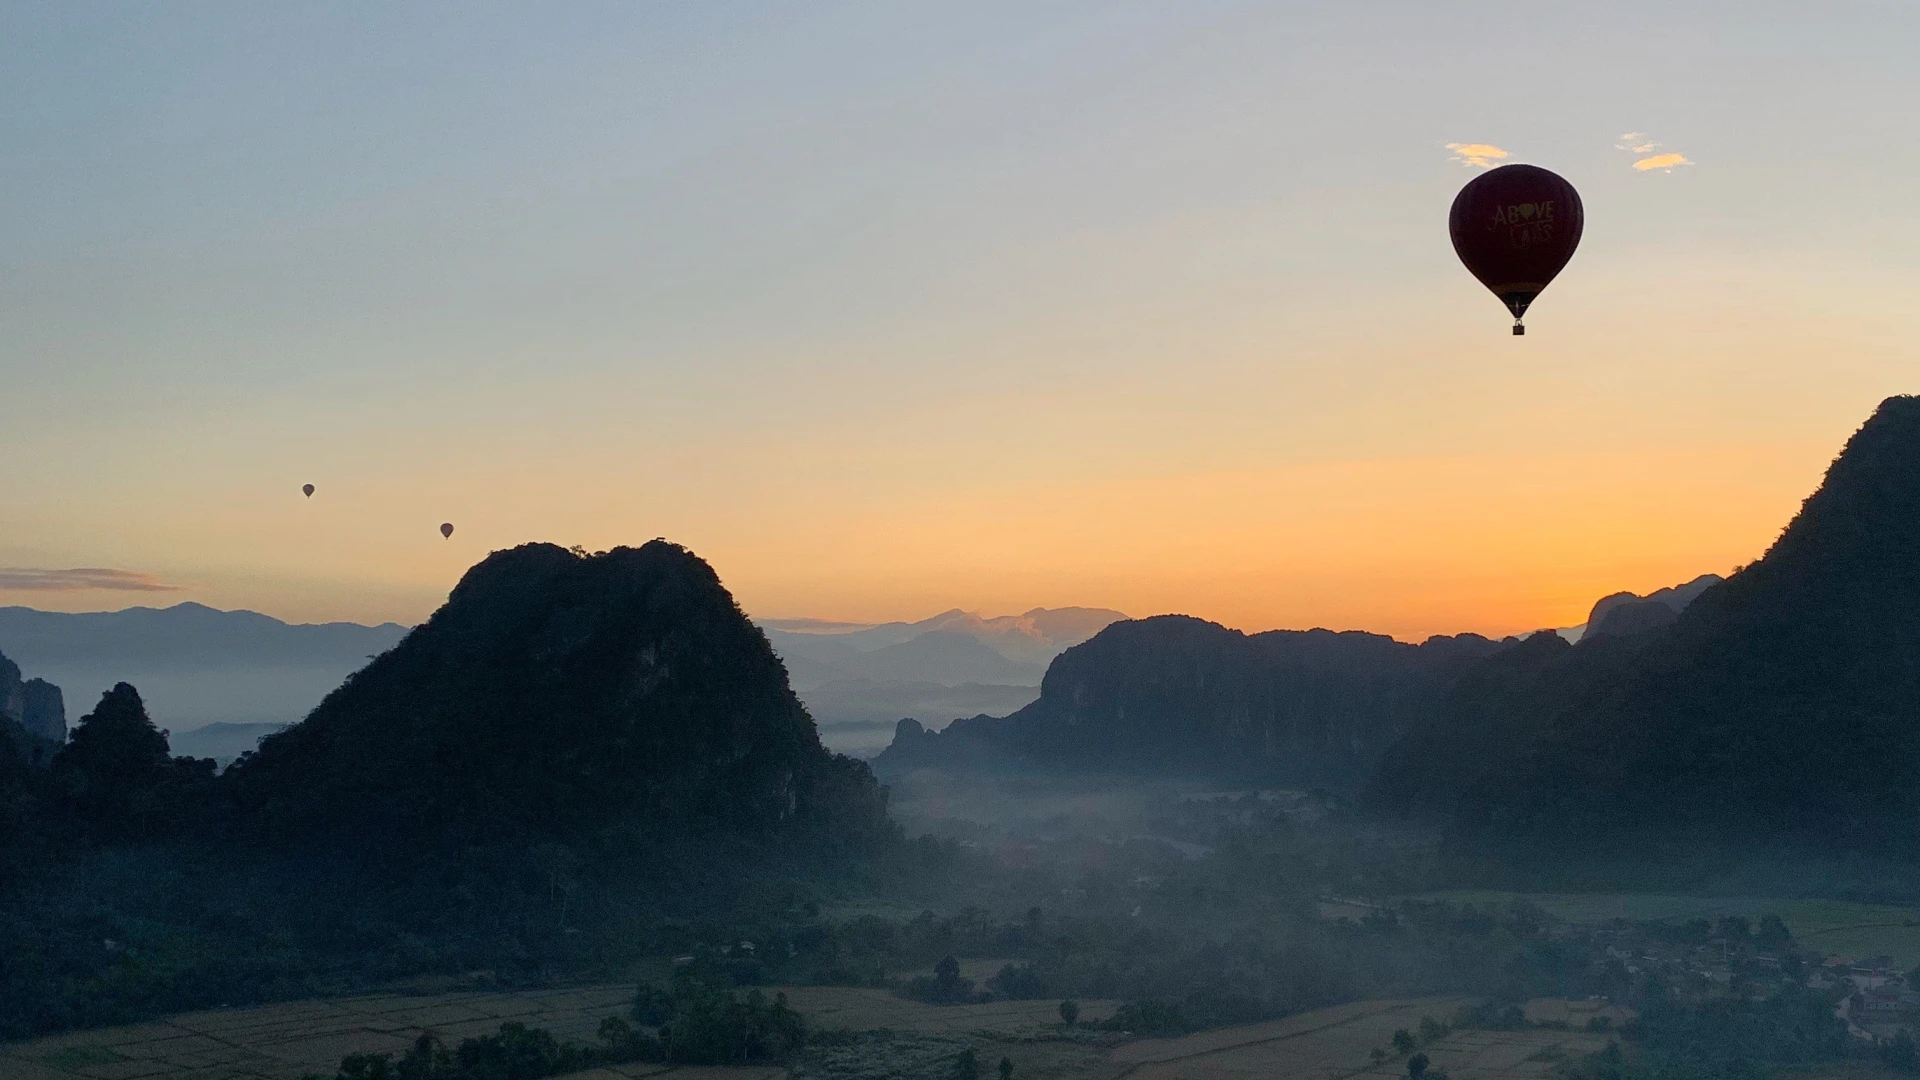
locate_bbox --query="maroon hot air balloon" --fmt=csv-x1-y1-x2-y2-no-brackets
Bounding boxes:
440,522,454,539
302,484,315,498
1449,164,1583,335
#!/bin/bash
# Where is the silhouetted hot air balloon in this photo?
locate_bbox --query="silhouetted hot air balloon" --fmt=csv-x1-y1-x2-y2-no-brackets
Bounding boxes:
302,484,315,498
1449,164,1584,335
440,522,454,539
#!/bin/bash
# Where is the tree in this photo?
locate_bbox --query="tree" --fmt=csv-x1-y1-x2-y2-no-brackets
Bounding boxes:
954,1046,979,1080
1880,1030,1919,1073
51,683,206,843
1756,913,1791,951
1059,1000,1079,1028
1393,1029,1416,1056
1408,1052,1430,1080
927,954,973,1004
999,1055,1014,1080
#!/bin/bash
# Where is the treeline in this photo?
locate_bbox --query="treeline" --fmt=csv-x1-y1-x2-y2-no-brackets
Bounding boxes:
1560,986,1849,1080
313,967,807,1080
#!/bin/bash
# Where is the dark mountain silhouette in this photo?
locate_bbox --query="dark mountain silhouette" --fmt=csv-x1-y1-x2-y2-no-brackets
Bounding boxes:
873,615,1511,787
1381,396,1920,854
228,541,891,855
1581,573,1723,641
1584,597,1678,638
0,603,408,733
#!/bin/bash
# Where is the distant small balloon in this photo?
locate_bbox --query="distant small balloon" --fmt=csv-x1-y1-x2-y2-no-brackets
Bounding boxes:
302,484,315,498
440,522,454,539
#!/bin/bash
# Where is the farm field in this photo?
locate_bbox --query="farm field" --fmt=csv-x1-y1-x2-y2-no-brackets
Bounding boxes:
1109,997,1615,1080
3,987,1619,1080
1416,892,1920,966
0,985,1115,1080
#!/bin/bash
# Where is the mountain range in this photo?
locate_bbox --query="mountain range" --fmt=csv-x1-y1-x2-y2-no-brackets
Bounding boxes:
0,605,408,745
871,579,1721,786
874,620,1515,785
761,606,1127,753
0,600,1119,760
879,394,1920,859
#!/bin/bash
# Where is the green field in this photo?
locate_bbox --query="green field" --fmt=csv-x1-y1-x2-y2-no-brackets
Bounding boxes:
1415,892,1920,967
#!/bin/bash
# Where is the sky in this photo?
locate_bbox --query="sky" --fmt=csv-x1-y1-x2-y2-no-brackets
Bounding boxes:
3,1,1917,641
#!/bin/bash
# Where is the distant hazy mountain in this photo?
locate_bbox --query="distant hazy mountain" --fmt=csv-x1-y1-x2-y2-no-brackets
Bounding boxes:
1581,573,1724,641
804,682,1047,756
1557,574,1723,642
758,606,1125,754
874,616,1513,786
166,722,290,765
833,631,1046,686
0,604,409,736
762,607,1125,670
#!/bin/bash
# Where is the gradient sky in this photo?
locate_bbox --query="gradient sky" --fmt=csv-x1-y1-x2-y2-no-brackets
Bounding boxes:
4,1,1917,641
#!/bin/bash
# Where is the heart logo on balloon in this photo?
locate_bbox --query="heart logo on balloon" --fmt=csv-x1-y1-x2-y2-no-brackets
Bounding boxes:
1518,203,1538,220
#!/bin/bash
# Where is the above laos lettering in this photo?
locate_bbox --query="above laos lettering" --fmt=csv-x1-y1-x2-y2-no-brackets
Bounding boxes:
1490,200,1557,247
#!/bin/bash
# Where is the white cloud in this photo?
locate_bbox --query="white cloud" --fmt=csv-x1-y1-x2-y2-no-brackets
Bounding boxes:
0,567,180,592
1632,152,1693,172
1445,142,1510,169
1617,132,1694,172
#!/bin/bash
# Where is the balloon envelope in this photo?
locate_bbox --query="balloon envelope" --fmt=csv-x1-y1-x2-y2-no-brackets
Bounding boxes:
440,523,454,539
1449,164,1583,327
302,484,314,498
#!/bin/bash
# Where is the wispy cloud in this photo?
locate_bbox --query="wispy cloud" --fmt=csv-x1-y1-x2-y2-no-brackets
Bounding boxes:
1446,142,1510,169
1617,132,1694,172
1632,152,1694,172
0,568,180,592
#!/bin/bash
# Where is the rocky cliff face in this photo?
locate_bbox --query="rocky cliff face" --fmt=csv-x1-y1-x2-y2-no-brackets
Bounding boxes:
230,541,892,854
20,679,64,744
874,615,1512,788
0,651,65,746
0,653,20,731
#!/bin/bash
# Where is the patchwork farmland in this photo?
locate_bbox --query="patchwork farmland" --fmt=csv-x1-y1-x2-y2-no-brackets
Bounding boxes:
2,988,1619,1080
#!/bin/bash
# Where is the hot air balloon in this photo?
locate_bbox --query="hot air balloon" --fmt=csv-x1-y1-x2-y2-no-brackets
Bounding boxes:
440,523,454,539
1449,164,1584,335
302,484,315,498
